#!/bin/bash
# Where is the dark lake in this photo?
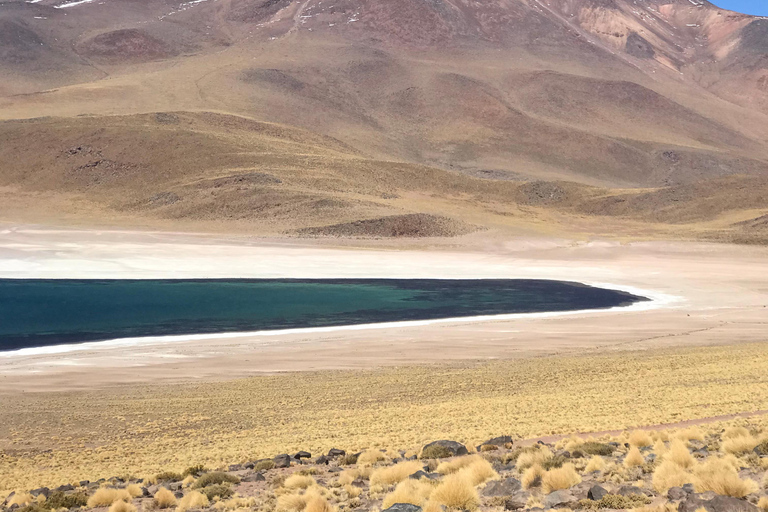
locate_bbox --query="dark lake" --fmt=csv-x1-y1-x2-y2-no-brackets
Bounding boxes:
0,279,646,351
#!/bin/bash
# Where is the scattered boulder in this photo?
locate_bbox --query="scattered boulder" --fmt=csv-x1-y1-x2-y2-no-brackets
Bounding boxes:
588,484,609,501
682,483,696,494
241,473,266,483
482,478,522,497
228,464,243,472
542,490,575,509
382,504,422,512
678,494,759,512
30,488,50,498
409,470,441,481
53,484,74,493
477,435,513,451
420,440,468,459
327,448,346,457
617,484,652,497
294,451,311,460
273,454,292,468
502,491,530,510
668,487,687,500
315,455,330,465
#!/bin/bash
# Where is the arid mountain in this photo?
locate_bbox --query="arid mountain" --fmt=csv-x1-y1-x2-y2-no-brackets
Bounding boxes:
0,0,767,240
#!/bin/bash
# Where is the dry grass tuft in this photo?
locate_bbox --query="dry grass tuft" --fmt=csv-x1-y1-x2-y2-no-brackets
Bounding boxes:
758,496,768,511
181,475,195,487
108,500,137,512
629,430,653,448
436,455,478,475
87,488,132,508
284,474,316,490
177,491,209,512
664,439,695,469
430,472,479,511
126,484,143,498
522,463,545,489
517,446,553,470
675,428,705,443
461,457,499,486
542,463,581,493
652,460,694,493
305,495,334,512
7,493,34,507
370,461,423,486
154,488,178,509
357,450,386,465
585,456,606,473
721,434,759,455
723,427,751,439
381,479,434,509
336,470,357,486
693,457,758,497
624,446,645,467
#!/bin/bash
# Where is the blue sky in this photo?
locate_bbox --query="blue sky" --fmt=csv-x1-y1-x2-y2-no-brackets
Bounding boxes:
710,0,768,16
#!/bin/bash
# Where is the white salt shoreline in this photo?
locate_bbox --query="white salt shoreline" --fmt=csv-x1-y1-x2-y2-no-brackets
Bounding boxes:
0,281,679,359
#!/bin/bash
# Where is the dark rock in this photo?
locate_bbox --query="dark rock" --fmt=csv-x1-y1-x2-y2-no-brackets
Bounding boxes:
273,454,292,468
693,448,710,458
668,487,687,500
477,435,513,451
328,467,342,473
682,483,695,494
54,484,75,493
503,491,530,510
409,471,441,481
315,455,329,465
30,488,50,499
241,473,266,483
587,484,608,501
228,464,244,472
421,440,468,457
294,451,311,460
78,481,89,487
482,478,522,497
381,504,422,512
8,504,19,512
3,492,15,507
678,495,759,512
327,448,346,457
542,490,575,509
142,487,151,498
168,482,183,492
244,462,255,470
173,491,184,499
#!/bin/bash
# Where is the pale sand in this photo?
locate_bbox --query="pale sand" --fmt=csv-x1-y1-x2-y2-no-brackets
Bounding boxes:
0,224,767,393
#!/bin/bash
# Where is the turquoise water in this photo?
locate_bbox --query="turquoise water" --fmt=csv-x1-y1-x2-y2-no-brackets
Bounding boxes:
0,279,646,351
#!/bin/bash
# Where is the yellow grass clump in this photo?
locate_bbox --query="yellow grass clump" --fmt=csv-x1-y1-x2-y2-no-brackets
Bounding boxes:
277,488,327,512
542,463,581,494
629,430,653,448
585,456,606,473
723,427,751,439
126,484,143,498
522,464,545,489
757,496,768,511
284,474,317,490
357,450,386,465
381,479,434,509
624,446,645,467
213,497,257,511
422,500,442,512
675,428,705,443
108,500,137,512
87,488,132,508
154,488,178,509
664,439,695,469
517,446,553,470
652,460,694,493
177,491,209,512
305,494,335,512
370,461,423,486
7,493,34,507
430,473,479,511
181,475,196,487
461,457,499,486
721,434,759,455
653,439,667,457
337,470,357,486
344,485,362,499
693,458,759,498
436,455,478,475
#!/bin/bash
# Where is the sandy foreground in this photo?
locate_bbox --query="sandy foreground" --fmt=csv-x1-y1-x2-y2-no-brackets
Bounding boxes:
0,224,767,393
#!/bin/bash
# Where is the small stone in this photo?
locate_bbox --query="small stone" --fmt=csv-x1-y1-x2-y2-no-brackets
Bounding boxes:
616,485,650,497
503,491,529,510
668,487,687,500
682,483,696,494
315,455,329,465
228,464,243,472
409,471,441,481
241,473,266,483
421,440,468,457
327,448,346,457
482,478,522,497
679,494,759,512
381,504,422,512
30,488,50,499
273,454,292,468
542,490,575,509
54,484,75,493
294,451,311,460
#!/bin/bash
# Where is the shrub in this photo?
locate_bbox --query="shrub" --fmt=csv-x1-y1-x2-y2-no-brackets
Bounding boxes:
8,494,34,507
181,475,196,487
341,453,360,465
153,488,178,509
480,444,498,452
193,472,240,488
461,457,499,486
212,497,256,511
337,470,357,486
542,454,567,470
585,455,606,472
723,427,750,439
578,494,651,510
675,428,705,443
758,496,768,511
283,474,316,490
177,491,209,512
579,442,614,456
521,464,544,489
755,439,768,456
108,500,137,512
430,473,479,511
87,488,132,508
254,460,275,472
304,495,334,512
200,484,233,501
422,500,443,512
182,465,209,478
542,463,581,493
125,484,143,498
693,457,758,497
43,491,88,509
371,460,423,485
624,446,645,467
156,471,183,482
381,479,434,509
344,485,362,498
628,430,653,448
420,445,453,460
277,488,325,512
357,449,386,465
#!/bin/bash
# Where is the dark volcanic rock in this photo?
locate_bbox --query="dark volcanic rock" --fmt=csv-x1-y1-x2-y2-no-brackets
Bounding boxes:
542,490,575,509
327,448,346,457
502,491,529,510
241,473,266,483
588,484,608,501
273,454,292,468
421,440,468,457
482,478,522,497
294,451,311,460
668,487,687,500
382,504,422,512
477,435,513,450
409,470,441,481
679,494,759,512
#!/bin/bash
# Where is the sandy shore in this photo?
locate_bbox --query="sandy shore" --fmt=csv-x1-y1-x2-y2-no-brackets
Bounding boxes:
1,224,767,392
